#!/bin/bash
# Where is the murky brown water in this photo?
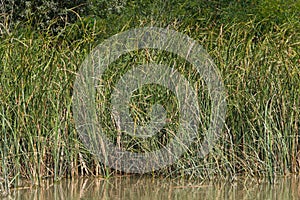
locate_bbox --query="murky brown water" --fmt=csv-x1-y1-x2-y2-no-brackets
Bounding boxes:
5,176,300,200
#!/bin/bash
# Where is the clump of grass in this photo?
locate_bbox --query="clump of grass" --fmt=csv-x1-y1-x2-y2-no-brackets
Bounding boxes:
0,1,299,195
0,21,103,190
166,18,300,180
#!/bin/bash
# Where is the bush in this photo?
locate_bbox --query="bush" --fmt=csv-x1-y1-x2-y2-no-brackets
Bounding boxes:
0,0,127,34
0,0,87,33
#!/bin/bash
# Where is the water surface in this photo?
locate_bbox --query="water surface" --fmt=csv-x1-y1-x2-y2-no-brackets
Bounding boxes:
7,176,300,200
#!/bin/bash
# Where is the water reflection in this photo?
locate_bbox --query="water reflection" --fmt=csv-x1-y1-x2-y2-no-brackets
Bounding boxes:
6,176,300,200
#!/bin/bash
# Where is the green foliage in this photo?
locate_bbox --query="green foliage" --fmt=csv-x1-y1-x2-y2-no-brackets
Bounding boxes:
1,0,87,31
0,0,300,194
258,0,300,23
0,0,127,34
87,0,126,17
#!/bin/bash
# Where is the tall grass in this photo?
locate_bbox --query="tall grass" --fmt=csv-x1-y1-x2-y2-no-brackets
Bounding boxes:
0,4,299,196
173,19,300,181
0,24,97,186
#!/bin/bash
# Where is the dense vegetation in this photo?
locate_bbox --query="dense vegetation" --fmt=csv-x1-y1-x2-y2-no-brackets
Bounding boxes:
0,0,299,195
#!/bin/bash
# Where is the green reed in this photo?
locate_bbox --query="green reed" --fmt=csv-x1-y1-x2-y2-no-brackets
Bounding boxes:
0,10,299,196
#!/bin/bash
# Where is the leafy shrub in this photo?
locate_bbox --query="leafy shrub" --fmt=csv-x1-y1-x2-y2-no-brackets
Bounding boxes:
0,0,127,34
0,0,87,32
